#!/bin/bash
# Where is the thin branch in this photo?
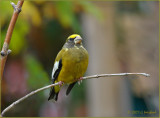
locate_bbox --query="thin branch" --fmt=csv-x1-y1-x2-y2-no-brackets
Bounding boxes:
0,0,24,79
82,73,150,79
1,73,150,116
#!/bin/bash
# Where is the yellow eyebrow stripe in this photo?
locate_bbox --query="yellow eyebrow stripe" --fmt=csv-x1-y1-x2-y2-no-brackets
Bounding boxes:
67,34,80,39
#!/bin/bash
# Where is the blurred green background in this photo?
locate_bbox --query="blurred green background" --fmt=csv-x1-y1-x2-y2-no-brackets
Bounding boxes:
0,1,159,117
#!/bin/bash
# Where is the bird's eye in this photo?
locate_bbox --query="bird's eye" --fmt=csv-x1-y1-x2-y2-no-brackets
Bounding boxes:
69,38,74,41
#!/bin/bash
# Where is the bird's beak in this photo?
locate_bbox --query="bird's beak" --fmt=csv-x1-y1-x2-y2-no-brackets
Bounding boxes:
74,35,82,44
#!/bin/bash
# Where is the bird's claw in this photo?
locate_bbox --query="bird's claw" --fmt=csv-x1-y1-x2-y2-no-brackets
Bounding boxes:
78,77,83,85
58,81,64,87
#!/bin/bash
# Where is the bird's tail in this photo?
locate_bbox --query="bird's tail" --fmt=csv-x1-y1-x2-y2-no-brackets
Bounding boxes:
48,81,60,101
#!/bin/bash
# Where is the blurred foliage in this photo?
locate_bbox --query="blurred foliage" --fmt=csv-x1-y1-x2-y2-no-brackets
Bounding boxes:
0,1,102,55
0,1,103,116
25,54,50,89
78,1,103,21
55,1,80,32
22,1,42,26
0,0,16,25
0,0,29,55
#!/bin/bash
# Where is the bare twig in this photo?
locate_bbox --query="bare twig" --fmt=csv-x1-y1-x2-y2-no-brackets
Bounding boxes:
82,73,150,79
0,0,24,79
1,73,149,116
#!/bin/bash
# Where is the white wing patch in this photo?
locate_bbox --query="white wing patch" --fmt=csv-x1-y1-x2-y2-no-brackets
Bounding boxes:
51,61,59,80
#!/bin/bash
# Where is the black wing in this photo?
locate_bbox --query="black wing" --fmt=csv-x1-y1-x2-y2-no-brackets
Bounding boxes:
48,59,62,101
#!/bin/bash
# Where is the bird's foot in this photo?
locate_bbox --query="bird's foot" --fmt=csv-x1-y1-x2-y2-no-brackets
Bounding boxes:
58,81,64,87
77,77,83,85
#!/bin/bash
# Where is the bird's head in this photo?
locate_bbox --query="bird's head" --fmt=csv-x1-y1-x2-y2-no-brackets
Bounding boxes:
66,34,82,45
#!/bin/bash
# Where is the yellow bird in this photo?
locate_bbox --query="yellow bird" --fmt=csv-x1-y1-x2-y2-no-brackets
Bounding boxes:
48,34,89,101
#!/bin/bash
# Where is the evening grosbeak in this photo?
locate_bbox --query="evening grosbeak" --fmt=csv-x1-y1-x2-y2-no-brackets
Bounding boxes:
48,34,89,101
